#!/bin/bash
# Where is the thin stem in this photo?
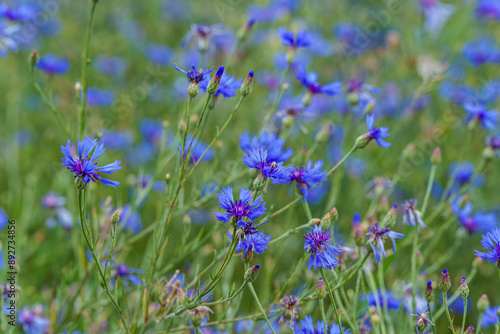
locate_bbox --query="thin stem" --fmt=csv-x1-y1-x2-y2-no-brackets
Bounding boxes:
181,97,193,164
327,145,357,176
320,268,346,334
461,298,467,334
475,311,484,334
443,291,457,334
421,164,437,216
378,259,394,334
319,298,328,334
262,63,290,126
248,282,277,334
411,228,419,314
428,301,437,334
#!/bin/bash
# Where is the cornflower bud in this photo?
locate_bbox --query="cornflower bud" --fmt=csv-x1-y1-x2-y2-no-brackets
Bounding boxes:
302,91,313,107
207,66,224,95
477,294,489,313
425,280,434,303
111,210,121,225
321,207,338,229
347,92,359,105
186,306,213,327
187,82,199,98
460,277,469,300
438,268,451,292
382,204,398,227
315,124,333,144
29,50,39,68
316,278,327,299
307,218,321,227
253,173,266,191
431,147,442,165
240,70,254,97
244,264,260,282
352,213,364,246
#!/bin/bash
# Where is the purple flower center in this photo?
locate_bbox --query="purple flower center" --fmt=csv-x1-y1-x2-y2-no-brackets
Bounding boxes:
229,200,252,219
116,264,129,276
69,155,100,182
290,169,308,188
305,229,331,255
196,25,212,38
348,78,364,93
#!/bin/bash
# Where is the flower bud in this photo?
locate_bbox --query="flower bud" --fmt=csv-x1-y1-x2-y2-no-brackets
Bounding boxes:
111,210,121,225
321,207,338,229
438,269,451,292
352,213,364,246
431,147,442,165
240,70,254,97
187,82,199,98
75,82,82,96
253,173,266,191
464,325,474,334
307,218,321,227
483,146,495,162
425,280,434,303
29,50,39,68
315,124,333,143
477,294,489,313
207,66,224,95
460,277,469,300
183,214,191,225
286,48,296,64
354,133,371,149
382,204,398,227
244,264,260,282
347,93,359,105
302,91,313,107
316,278,327,299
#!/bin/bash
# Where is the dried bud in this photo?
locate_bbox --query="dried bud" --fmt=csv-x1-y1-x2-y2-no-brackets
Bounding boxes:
111,210,121,225
464,325,474,334
460,277,469,300
240,70,254,97
431,147,442,165
316,278,327,299
186,306,213,327
477,294,489,313
207,66,224,95
244,264,260,282
425,280,434,303
438,269,451,292
29,50,39,68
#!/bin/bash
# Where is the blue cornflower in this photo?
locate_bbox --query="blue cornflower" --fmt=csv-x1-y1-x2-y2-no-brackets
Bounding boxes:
86,88,115,107
462,102,498,130
93,56,128,76
36,53,69,75
294,316,351,334
362,290,401,310
0,207,8,231
239,131,293,163
462,37,500,66
449,162,476,186
232,230,271,260
111,263,142,290
278,27,313,49
140,118,164,144
346,78,382,109
294,66,342,97
420,0,455,33
413,309,434,332
487,134,500,155
457,203,497,234
118,204,142,234
475,228,500,267
366,222,404,263
200,72,242,98
242,148,293,182
18,306,50,334
60,136,122,188
402,199,426,229
213,186,266,224
280,160,327,198
357,114,391,148
0,21,19,57
41,192,73,229
181,23,233,53
476,0,500,20
481,306,500,328
304,225,343,270
144,43,173,66
174,64,214,84
100,130,133,150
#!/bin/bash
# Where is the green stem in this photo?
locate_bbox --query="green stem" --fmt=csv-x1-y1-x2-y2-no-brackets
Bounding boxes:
461,298,467,334
443,291,457,334
181,97,193,165
262,63,290,126
327,145,357,176
411,228,419,314
319,298,328,334
421,164,437,216
428,301,437,334
248,282,277,334
475,312,484,334
364,267,387,334
378,259,394,334
320,268,346,334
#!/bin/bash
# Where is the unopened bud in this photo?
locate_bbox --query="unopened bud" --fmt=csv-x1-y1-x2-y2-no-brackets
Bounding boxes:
307,218,321,227
477,294,489,313
188,82,199,98
178,119,186,133
302,91,313,107
244,264,260,282
240,70,254,97
347,93,359,105
315,124,333,143
316,278,327,299
355,133,371,149
75,82,82,95
431,147,442,165
460,277,469,300
111,210,121,225
483,146,495,162
425,280,434,303
253,173,266,191
321,207,338,229
286,48,296,64
207,66,224,95
183,215,191,225
438,268,451,292
352,213,364,246
29,50,39,68
382,204,398,227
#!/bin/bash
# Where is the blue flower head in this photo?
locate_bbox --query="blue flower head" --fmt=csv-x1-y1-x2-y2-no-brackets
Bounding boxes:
140,118,164,144
111,263,142,290
481,306,500,328
402,199,426,229
462,102,498,130
304,225,343,270
475,228,500,267
100,130,133,150
294,66,342,97
180,135,214,164
294,315,351,334
213,186,266,224
360,114,391,148
18,306,50,334
60,136,122,189
200,72,242,98
457,203,497,234
36,53,70,75
462,37,500,66
476,0,500,20
0,207,8,231
366,222,404,263
232,230,271,261
174,63,214,84
239,131,293,163
118,204,142,234
278,27,313,49
94,56,128,76
362,290,401,310
144,43,173,66
278,160,327,198
242,148,293,182
86,88,115,107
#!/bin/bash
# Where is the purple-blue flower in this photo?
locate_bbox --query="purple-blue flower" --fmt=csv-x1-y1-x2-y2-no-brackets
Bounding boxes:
474,228,500,266
18,306,50,334
111,263,142,290
420,0,455,33
93,56,128,76
362,290,401,310
363,114,391,148
294,66,342,97
233,230,271,259
181,23,234,55
86,88,115,107
278,27,313,49
144,43,173,66
462,102,498,130
180,135,214,164
476,0,500,20
0,21,20,57
100,130,134,150
279,160,327,198
174,64,214,84
239,131,293,163
462,37,500,66
140,118,164,144
304,225,343,270
41,192,73,229
457,203,497,234
366,222,404,263
242,148,293,182
213,186,266,224
60,136,122,188
36,53,70,75
200,72,242,98
481,306,500,328
402,199,426,229
118,204,142,234
0,207,7,231
294,315,351,334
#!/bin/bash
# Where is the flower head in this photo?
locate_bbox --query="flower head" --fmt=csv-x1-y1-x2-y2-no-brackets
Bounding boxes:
402,199,426,229
279,160,327,198
366,222,404,263
294,66,342,97
413,309,434,332
278,27,313,49
213,186,266,224
18,306,50,334
36,53,70,75
294,316,351,334
60,136,122,188
239,131,293,163
475,228,500,268
362,290,401,310
457,203,497,234
356,114,391,148
462,37,500,66
242,148,293,182
174,63,214,84
111,263,142,290
476,0,500,20
481,306,500,328
200,72,242,98
462,102,498,130
279,295,301,328
181,23,232,53
232,231,271,261
304,225,343,270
